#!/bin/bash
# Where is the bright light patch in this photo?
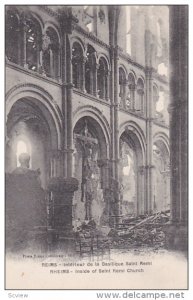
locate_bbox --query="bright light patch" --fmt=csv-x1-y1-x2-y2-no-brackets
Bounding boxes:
123,154,131,176
86,22,93,32
158,63,168,77
156,91,165,112
16,140,28,166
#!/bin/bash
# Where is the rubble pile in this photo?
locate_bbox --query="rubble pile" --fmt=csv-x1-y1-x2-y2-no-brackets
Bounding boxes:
74,220,111,257
74,211,170,255
108,211,170,249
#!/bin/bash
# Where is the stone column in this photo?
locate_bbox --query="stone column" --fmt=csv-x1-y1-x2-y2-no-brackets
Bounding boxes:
145,67,154,214
110,46,121,222
65,33,74,177
48,177,78,235
20,18,27,68
130,85,136,111
137,166,146,215
60,24,68,177
49,49,54,78
95,63,100,97
50,150,65,178
81,57,86,93
165,6,188,251
105,70,110,101
113,47,119,181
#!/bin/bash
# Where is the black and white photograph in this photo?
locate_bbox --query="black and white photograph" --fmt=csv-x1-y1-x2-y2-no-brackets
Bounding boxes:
4,4,188,291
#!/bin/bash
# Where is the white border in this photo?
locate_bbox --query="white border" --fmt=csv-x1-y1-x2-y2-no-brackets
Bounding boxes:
0,1,192,299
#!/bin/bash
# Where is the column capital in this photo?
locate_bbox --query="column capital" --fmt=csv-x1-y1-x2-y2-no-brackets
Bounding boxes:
145,67,155,79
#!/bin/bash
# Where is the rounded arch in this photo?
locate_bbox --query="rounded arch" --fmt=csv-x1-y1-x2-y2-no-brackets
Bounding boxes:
128,70,137,82
119,67,127,88
153,132,170,155
5,9,20,64
22,10,44,32
73,106,111,159
97,57,109,100
44,21,61,43
85,41,98,55
119,63,128,77
137,77,145,87
5,6,20,22
97,53,111,71
119,122,146,216
70,36,86,53
119,121,146,162
42,26,60,79
6,84,62,149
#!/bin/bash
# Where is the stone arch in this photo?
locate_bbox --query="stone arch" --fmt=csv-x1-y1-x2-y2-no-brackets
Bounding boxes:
44,21,61,43
137,76,145,86
136,77,145,113
6,84,62,149
70,36,86,53
42,26,60,79
71,40,84,90
72,114,110,225
119,121,146,161
5,8,20,64
119,67,127,108
6,85,63,187
128,69,137,82
153,132,170,154
22,10,44,33
85,44,97,95
97,53,111,71
97,56,109,100
119,121,146,215
73,106,111,159
119,63,128,77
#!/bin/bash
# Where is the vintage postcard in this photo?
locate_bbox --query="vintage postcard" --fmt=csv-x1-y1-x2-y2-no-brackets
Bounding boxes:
5,4,188,290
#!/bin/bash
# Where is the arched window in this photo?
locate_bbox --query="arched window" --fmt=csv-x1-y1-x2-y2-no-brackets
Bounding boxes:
16,139,31,167
25,17,42,71
85,45,96,95
42,27,60,79
119,137,137,215
127,73,135,110
97,57,108,100
119,68,127,107
6,10,20,64
72,42,83,89
136,78,144,113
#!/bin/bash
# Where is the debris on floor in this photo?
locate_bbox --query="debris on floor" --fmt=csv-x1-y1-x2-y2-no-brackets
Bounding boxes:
74,211,170,256
108,211,170,250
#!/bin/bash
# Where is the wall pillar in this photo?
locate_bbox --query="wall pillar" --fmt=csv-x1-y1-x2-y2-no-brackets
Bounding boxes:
48,177,78,234
165,6,188,251
95,63,100,98
81,57,86,93
145,67,154,214
105,71,110,101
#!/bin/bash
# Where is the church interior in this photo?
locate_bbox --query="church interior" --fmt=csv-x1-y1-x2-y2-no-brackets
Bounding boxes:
5,5,188,256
